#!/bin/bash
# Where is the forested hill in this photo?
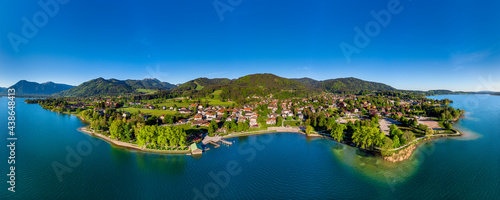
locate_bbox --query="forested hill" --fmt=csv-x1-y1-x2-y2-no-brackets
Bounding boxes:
172,78,231,91
0,80,74,96
54,78,177,97
293,77,395,93
125,78,176,90
51,74,402,98
219,73,316,100
126,74,402,101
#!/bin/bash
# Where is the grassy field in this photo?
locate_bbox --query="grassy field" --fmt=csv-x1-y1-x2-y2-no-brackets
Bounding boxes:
199,98,234,107
156,101,190,108
194,81,204,90
118,107,177,116
212,90,222,99
136,89,157,94
283,121,301,127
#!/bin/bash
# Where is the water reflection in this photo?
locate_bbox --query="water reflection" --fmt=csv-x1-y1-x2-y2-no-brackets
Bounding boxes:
134,152,188,176
110,146,134,165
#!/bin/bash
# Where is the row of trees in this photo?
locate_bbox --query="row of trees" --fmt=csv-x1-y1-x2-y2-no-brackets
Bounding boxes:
223,121,250,133
328,118,387,150
136,125,187,149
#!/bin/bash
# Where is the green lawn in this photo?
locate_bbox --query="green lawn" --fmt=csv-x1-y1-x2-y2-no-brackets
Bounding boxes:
199,98,234,107
141,96,233,109
283,121,301,127
118,107,177,116
156,102,191,108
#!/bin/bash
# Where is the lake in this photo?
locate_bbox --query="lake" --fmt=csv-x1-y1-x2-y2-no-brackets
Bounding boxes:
1,95,499,199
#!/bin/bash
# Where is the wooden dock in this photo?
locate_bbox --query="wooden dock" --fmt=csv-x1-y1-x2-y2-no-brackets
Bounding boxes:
221,139,233,145
210,141,220,148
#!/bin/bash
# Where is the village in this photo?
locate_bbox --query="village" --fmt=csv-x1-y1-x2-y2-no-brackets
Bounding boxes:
44,92,456,137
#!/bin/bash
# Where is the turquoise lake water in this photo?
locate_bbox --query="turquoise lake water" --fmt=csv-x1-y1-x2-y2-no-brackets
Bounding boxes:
0,95,499,199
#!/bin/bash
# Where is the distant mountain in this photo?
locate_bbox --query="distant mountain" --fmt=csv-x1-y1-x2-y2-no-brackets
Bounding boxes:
125,78,176,90
0,87,6,93
0,80,74,96
55,78,134,97
55,78,177,97
294,77,395,93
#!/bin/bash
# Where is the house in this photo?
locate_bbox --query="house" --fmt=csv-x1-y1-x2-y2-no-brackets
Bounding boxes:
122,112,130,119
298,114,304,120
215,116,224,123
268,113,279,119
227,115,237,122
192,120,209,127
369,109,379,116
143,115,152,121
249,116,258,127
206,112,216,121
190,143,203,155
194,114,203,121
238,116,247,123
178,107,192,114
266,117,276,125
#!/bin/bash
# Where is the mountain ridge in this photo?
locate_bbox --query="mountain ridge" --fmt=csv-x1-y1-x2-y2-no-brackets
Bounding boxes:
0,80,74,96
54,78,177,97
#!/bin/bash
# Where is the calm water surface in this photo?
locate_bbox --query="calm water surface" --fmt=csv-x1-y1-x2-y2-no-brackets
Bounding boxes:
1,95,499,199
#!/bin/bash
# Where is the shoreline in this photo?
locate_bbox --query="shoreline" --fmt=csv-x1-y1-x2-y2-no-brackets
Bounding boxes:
382,129,462,162
63,106,463,160
77,123,462,161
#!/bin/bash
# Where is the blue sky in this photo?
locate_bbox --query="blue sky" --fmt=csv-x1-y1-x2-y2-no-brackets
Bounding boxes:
1,0,499,91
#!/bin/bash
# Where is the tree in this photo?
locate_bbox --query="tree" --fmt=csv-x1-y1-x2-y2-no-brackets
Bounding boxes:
208,120,218,134
305,125,315,135
425,128,434,136
326,117,336,130
443,121,452,130
331,124,346,142
392,135,401,148
402,131,414,145
237,122,249,132
352,126,384,150
110,119,124,140
157,126,168,148
276,117,283,127
382,137,393,150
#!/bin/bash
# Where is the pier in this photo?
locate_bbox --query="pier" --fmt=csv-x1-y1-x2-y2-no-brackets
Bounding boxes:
202,135,233,150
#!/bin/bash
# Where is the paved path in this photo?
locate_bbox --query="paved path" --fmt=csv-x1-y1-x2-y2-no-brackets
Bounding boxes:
378,130,461,151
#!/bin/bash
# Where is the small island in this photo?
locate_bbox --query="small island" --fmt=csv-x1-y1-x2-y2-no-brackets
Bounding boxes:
25,75,465,162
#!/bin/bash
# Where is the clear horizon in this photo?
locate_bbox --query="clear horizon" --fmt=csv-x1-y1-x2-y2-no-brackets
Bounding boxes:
1,0,499,91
